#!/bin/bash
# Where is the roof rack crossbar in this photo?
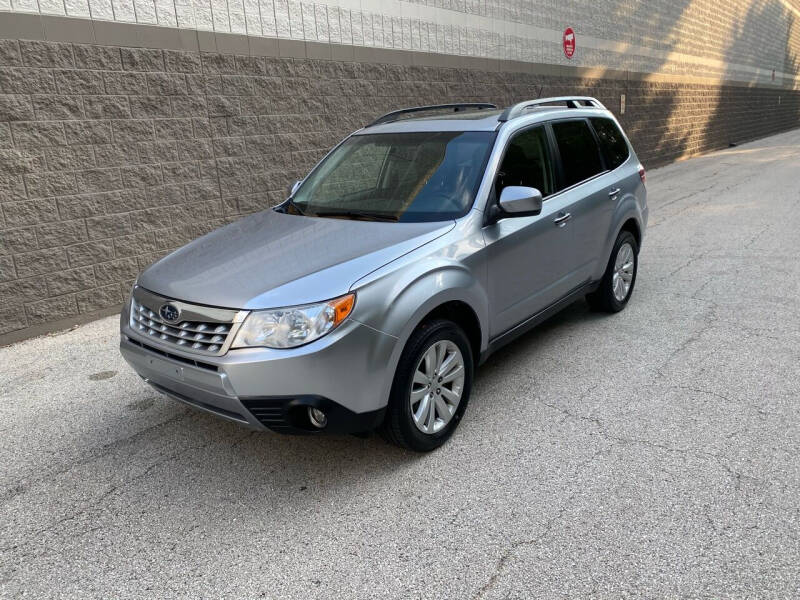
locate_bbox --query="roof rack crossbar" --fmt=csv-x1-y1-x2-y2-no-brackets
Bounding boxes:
367,103,498,127
497,96,605,122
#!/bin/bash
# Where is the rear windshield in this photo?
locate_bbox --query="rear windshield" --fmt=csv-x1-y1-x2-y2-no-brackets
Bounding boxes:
288,131,495,222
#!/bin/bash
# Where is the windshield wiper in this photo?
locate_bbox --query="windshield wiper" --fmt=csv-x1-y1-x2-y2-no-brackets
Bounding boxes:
314,210,399,222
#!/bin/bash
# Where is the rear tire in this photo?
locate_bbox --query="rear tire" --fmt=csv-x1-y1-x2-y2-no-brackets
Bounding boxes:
381,319,473,452
586,230,638,313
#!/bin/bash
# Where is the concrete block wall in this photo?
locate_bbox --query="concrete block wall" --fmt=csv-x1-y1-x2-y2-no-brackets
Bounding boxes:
2,0,800,86
0,0,799,342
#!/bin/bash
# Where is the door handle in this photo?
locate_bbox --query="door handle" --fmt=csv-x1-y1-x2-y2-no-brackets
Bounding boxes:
608,188,621,199
553,212,572,227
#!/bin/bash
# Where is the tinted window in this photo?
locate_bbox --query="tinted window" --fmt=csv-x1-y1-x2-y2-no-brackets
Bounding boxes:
291,131,494,222
495,126,554,198
551,120,604,189
591,117,629,169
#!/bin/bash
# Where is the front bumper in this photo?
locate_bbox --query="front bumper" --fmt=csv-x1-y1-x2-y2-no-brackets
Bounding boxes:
120,305,397,434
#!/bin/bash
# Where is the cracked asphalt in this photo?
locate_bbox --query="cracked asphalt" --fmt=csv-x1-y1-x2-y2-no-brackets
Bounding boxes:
2,129,800,599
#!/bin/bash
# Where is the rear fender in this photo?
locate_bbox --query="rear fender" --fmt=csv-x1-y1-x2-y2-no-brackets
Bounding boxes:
595,181,646,281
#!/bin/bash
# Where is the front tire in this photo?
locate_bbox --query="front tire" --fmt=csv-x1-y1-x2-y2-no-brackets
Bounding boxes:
587,230,639,313
381,319,473,452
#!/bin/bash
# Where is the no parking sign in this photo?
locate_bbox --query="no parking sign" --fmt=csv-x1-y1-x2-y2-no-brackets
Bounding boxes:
563,27,575,59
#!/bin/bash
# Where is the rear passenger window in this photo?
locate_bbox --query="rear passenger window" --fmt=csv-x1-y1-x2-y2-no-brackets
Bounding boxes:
495,126,555,198
551,120,604,189
591,117,630,169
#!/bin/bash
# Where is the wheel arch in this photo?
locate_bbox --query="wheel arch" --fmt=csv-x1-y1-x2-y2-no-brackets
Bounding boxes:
353,262,489,403
619,217,641,249
415,300,482,367
594,202,645,282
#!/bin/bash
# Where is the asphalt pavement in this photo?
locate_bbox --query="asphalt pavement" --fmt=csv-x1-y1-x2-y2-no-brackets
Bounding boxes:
1,129,799,599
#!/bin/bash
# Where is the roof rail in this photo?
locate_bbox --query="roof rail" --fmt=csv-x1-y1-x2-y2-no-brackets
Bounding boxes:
497,96,605,122
367,103,498,127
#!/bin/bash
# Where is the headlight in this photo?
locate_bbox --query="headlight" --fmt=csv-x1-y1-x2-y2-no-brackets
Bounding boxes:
232,293,355,349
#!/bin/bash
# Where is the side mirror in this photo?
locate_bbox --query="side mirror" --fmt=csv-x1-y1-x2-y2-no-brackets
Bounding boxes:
287,180,302,198
498,186,543,217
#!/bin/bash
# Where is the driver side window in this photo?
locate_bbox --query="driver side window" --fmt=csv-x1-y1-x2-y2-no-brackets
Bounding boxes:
495,127,555,199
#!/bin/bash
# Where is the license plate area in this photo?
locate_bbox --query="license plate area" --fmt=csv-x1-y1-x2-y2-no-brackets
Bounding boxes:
144,354,185,381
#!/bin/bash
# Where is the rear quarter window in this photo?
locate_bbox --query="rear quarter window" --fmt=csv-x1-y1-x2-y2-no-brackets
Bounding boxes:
590,117,630,170
551,120,604,189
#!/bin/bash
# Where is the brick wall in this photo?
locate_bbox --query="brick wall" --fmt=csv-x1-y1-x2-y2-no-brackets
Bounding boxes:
1,37,800,342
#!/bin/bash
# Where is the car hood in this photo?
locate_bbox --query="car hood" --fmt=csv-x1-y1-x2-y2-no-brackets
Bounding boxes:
137,210,454,309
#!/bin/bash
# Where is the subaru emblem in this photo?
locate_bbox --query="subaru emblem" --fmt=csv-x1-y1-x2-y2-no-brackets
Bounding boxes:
159,303,180,323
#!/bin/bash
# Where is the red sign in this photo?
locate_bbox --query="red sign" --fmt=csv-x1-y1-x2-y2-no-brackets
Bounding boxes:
563,27,575,59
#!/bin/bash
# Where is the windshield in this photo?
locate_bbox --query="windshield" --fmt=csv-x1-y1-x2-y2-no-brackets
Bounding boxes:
287,131,495,222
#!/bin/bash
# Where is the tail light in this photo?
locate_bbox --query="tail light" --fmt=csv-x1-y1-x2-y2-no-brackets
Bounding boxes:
638,164,646,184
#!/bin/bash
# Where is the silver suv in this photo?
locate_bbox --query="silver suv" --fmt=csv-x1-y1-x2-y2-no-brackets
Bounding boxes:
120,96,648,451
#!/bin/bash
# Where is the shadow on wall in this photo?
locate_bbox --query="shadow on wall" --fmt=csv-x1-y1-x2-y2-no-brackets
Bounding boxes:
610,0,800,167
341,0,800,172
338,0,701,170
592,0,799,168
589,0,696,167
702,1,800,157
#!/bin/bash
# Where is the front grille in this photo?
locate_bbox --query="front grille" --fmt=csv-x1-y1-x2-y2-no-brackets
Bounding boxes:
128,286,245,357
131,299,232,354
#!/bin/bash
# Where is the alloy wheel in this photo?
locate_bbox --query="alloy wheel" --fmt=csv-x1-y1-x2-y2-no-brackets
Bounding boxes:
409,340,465,434
612,242,635,302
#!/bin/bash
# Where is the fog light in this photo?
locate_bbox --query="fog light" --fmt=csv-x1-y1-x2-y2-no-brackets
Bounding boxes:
308,407,327,429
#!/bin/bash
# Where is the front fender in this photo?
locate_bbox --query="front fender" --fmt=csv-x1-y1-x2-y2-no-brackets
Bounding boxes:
347,211,488,403
354,263,489,405
355,259,488,342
